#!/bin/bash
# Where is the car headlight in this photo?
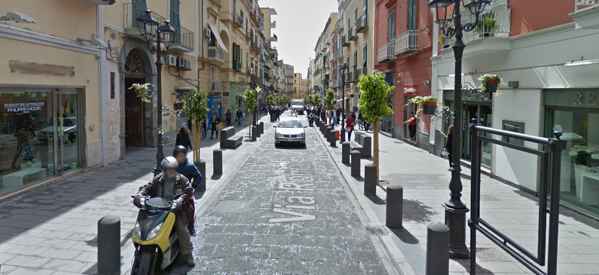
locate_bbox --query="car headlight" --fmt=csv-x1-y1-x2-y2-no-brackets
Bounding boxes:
146,223,163,240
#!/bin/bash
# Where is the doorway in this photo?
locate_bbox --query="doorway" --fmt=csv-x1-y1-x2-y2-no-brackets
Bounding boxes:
125,77,145,147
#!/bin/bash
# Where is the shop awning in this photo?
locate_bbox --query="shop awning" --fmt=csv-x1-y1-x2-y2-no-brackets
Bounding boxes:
207,22,228,52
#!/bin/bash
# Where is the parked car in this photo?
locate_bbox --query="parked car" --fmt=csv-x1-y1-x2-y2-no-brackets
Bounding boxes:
274,118,306,147
290,99,305,115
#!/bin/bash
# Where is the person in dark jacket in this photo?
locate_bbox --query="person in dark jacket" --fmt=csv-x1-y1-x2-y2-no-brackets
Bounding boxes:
173,146,203,236
225,109,232,126
175,127,192,151
133,156,195,266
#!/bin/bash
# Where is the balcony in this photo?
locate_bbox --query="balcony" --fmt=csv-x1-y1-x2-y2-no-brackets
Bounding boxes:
207,46,225,63
348,27,357,41
342,35,350,47
356,14,368,33
572,0,599,29
123,3,166,38
395,30,417,55
353,68,361,82
170,26,194,52
440,0,511,55
250,40,259,53
377,39,397,63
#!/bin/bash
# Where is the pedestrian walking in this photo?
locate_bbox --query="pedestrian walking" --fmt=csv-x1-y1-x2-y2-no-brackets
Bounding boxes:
210,114,218,140
236,109,243,126
175,127,192,151
346,112,355,141
202,119,207,138
225,109,232,126
405,112,418,140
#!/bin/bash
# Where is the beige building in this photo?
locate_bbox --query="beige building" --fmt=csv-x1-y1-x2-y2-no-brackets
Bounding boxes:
0,0,118,196
313,13,338,99
293,73,310,100
338,0,375,110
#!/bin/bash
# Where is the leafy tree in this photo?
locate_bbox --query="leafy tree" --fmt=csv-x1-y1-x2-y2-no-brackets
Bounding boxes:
243,86,261,138
324,89,335,111
311,94,321,106
266,94,276,107
358,73,394,176
182,89,209,163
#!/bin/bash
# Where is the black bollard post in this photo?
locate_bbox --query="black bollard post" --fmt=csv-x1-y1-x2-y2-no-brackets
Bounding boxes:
259,122,264,135
194,159,207,192
386,184,403,228
342,142,350,165
98,215,120,275
212,149,222,179
364,164,377,196
351,150,361,178
362,136,372,159
329,130,337,147
426,223,449,275
251,126,258,141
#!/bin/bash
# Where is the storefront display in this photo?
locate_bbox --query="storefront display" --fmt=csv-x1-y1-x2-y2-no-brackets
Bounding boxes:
0,88,82,195
545,89,599,216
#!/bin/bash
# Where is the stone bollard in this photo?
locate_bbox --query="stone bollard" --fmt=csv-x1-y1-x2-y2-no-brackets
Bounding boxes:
98,215,120,275
251,125,258,141
194,159,207,191
351,150,361,178
212,149,222,178
259,122,264,135
362,136,372,159
342,142,350,165
386,184,403,228
329,130,337,147
364,164,377,196
426,223,450,275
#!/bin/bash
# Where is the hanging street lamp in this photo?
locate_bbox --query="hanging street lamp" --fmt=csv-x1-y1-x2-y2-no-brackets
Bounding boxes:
137,9,175,174
428,0,492,259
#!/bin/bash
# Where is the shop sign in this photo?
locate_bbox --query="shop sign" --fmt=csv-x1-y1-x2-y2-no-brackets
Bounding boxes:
4,102,45,113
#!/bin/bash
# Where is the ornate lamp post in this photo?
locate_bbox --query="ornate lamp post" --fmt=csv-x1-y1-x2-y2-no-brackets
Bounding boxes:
428,0,491,258
340,63,348,142
137,9,175,174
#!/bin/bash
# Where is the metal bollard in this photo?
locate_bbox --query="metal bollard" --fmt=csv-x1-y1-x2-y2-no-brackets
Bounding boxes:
98,215,120,275
386,184,403,228
342,142,350,165
259,122,264,135
362,136,372,159
364,164,377,196
351,150,361,178
212,149,222,178
251,125,258,141
426,223,450,275
329,130,337,147
194,159,207,191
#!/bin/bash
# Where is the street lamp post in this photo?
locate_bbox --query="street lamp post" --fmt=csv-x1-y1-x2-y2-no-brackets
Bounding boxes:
428,0,491,258
137,10,175,174
340,64,347,142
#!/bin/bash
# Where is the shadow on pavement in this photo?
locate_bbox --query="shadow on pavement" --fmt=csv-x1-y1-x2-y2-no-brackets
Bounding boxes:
403,199,436,223
390,228,419,244
366,194,386,205
0,148,155,245
455,256,496,275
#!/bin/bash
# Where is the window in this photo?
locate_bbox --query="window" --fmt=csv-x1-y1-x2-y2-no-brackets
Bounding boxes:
170,0,181,43
362,46,368,70
387,7,396,40
407,0,417,30
232,43,242,71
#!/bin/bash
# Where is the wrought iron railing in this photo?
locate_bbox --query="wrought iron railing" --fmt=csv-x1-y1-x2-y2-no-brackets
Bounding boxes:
395,30,417,55
207,46,225,62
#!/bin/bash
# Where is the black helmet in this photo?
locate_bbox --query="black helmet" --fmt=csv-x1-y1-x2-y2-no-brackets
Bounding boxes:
173,145,188,157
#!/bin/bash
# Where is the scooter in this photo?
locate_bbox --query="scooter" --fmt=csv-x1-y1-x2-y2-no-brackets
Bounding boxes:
130,197,180,275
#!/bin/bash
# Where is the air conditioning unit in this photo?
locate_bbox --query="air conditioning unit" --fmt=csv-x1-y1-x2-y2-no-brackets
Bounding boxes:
167,55,177,66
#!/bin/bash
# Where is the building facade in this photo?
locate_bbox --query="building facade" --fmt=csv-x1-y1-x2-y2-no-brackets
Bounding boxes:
293,73,309,100
431,0,599,218
314,13,339,99
375,0,433,140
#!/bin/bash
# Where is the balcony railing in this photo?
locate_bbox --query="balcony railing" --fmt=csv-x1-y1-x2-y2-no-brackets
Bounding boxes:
395,30,417,55
123,3,166,37
342,35,350,47
576,0,599,11
348,27,357,41
234,14,244,28
356,14,368,33
377,39,397,63
207,46,225,63
171,26,194,52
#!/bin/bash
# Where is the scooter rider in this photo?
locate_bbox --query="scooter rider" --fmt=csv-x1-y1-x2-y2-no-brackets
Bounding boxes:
133,156,195,267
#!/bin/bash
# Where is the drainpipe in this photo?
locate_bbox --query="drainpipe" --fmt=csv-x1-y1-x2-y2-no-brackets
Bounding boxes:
97,5,107,166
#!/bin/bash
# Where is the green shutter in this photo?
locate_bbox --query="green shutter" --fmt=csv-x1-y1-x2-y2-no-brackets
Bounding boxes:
408,0,416,30
170,0,181,43
133,0,148,29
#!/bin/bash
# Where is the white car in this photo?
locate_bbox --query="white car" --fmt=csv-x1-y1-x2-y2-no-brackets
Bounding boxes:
274,119,306,147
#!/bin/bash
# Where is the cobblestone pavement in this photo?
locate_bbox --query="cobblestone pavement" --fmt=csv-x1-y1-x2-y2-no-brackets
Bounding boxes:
190,119,393,275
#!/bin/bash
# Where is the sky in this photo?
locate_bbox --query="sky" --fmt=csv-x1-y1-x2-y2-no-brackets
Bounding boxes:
259,0,338,78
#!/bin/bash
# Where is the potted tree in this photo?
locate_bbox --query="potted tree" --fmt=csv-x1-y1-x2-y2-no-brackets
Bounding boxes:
243,86,260,140
358,73,394,177
324,89,336,125
479,74,501,93
181,89,208,169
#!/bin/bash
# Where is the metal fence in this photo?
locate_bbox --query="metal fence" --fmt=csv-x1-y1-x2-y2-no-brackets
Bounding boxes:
469,125,566,275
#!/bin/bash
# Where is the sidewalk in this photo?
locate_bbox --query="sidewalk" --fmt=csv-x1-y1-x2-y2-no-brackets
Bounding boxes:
319,128,599,275
0,119,264,275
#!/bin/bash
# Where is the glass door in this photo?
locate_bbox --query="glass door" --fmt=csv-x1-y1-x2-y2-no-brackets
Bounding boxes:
55,90,81,173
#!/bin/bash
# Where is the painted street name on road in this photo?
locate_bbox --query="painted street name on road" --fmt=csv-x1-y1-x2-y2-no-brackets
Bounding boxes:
269,180,316,223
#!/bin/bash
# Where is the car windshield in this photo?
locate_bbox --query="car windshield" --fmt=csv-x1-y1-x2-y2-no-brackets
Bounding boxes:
278,120,303,128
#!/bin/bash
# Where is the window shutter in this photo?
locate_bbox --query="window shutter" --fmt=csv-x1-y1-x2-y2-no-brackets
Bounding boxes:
133,0,148,29
170,0,181,43
408,0,416,30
